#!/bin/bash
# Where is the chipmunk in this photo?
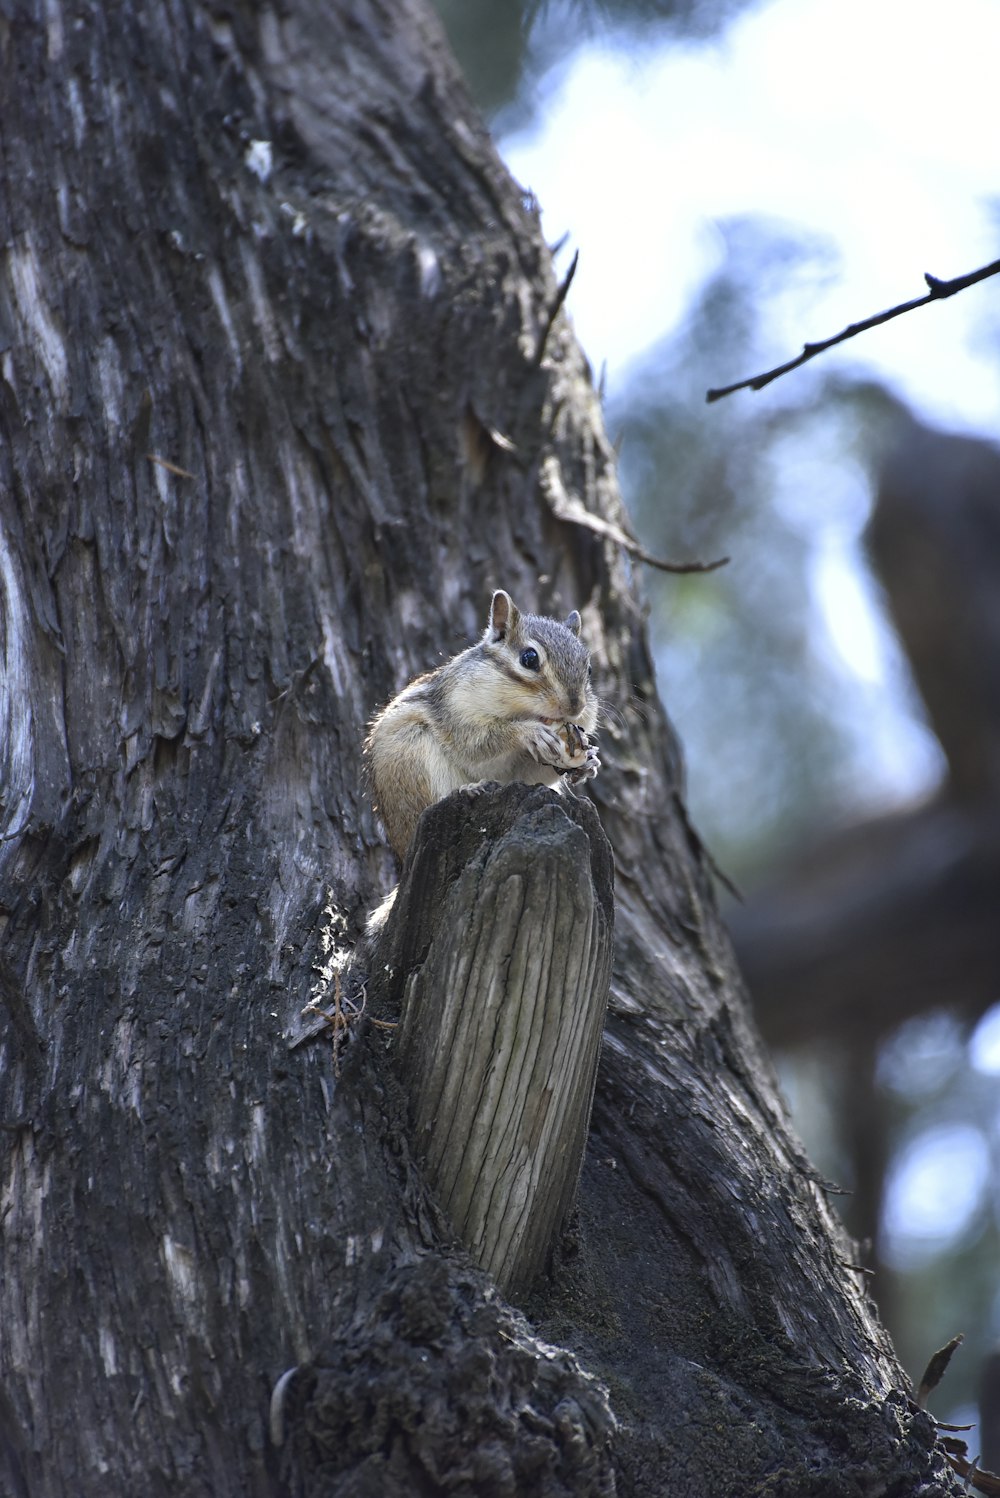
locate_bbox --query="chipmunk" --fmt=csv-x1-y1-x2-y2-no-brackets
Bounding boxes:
365,589,600,862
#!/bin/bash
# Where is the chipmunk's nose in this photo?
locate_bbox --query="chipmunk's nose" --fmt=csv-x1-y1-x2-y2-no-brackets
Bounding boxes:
567,692,584,718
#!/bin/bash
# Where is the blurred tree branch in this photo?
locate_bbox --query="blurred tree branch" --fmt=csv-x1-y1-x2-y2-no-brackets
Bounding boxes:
706,256,1000,403
733,416,1000,1048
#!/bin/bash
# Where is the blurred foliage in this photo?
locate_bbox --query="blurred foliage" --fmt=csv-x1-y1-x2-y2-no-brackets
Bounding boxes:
433,0,754,126
609,218,925,878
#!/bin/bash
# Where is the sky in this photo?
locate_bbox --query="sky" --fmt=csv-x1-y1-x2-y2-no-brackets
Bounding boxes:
502,0,1000,433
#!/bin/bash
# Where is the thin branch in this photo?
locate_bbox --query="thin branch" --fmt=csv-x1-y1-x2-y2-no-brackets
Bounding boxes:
541,456,728,574
705,256,1000,403
557,501,729,574
534,249,579,366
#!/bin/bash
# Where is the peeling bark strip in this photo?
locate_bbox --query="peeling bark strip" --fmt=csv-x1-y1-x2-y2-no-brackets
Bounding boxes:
374,784,613,1295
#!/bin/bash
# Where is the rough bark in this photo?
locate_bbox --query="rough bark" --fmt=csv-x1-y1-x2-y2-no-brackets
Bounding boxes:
0,2,964,1496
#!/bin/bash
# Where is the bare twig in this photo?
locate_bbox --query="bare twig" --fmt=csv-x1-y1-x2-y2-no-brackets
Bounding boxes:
559,502,729,574
541,454,728,574
706,257,1000,403
534,249,579,366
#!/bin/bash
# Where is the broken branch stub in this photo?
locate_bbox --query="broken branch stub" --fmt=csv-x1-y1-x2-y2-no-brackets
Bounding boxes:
373,783,614,1297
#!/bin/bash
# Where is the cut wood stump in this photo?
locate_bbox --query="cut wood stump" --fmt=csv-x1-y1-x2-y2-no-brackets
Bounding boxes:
370,782,614,1297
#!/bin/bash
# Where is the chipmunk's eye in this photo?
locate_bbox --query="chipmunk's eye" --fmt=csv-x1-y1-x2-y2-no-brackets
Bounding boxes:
520,647,540,671
587,662,593,679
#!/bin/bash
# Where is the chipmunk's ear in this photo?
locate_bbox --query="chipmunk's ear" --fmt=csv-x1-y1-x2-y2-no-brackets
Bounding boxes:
565,609,582,636
488,589,519,640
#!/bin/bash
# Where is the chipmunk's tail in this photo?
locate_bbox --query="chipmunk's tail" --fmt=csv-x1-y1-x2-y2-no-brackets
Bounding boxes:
364,884,397,941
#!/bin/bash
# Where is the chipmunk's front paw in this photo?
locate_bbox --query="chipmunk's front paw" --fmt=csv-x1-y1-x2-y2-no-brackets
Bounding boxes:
525,721,569,767
564,742,600,784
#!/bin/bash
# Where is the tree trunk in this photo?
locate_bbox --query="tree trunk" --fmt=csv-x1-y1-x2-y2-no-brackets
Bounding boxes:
0,2,964,1494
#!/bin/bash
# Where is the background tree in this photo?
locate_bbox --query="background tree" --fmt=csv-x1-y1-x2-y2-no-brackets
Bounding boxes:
0,1,968,1494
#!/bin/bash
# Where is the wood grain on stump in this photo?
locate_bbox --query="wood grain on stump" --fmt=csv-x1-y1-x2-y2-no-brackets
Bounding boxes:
371,782,614,1295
